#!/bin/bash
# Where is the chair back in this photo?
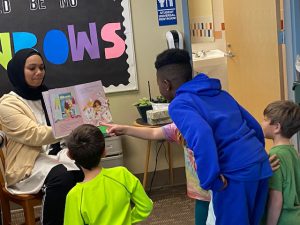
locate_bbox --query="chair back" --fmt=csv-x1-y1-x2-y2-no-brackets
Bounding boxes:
0,131,42,225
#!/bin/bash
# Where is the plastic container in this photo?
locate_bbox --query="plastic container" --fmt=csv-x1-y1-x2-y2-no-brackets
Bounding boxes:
102,154,123,168
151,102,169,111
105,136,122,156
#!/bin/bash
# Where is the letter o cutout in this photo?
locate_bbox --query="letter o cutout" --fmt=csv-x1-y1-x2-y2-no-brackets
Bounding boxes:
43,30,69,64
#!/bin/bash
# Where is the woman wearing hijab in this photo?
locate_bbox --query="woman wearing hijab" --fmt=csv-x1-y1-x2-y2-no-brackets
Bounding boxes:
0,48,83,225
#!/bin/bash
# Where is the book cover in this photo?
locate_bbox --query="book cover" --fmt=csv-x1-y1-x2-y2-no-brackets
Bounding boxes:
43,80,112,138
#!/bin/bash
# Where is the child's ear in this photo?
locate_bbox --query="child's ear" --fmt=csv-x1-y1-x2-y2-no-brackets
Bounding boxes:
274,122,281,134
163,79,172,91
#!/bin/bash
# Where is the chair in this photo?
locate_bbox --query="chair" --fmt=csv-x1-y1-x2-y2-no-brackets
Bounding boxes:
0,142,42,225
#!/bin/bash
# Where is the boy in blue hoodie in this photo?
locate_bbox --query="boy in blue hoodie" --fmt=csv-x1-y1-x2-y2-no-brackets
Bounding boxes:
155,49,272,225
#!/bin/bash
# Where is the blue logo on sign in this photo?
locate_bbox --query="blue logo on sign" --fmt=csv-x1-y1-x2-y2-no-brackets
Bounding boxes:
157,0,177,26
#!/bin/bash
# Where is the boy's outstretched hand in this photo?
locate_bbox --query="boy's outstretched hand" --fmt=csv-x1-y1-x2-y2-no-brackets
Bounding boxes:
269,154,280,172
100,122,127,136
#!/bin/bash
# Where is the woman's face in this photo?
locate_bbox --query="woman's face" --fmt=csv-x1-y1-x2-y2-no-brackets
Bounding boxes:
24,54,45,87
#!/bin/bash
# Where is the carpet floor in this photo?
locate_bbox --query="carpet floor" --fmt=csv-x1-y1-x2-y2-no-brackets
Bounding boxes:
9,185,194,225
140,185,195,225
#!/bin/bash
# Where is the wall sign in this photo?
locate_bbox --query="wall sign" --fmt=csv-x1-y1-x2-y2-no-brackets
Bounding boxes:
0,0,137,95
157,0,177,26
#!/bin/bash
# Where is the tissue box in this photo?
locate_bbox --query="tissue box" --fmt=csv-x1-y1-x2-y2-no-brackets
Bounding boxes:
151,102,169,110
146,109,172,125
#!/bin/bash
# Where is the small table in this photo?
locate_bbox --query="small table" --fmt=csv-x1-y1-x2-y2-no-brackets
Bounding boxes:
133,118,173,188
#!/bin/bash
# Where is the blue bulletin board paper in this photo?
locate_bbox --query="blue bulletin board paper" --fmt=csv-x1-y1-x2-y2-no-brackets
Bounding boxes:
157,0,177,26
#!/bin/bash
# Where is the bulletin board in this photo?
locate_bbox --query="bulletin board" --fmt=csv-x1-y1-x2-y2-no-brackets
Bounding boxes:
0,0,137,95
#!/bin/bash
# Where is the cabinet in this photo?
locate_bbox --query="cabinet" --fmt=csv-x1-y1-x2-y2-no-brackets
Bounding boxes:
101,136,123,168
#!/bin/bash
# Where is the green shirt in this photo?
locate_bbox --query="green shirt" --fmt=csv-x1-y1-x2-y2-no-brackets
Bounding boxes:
268,145,300,225
64,167,153,225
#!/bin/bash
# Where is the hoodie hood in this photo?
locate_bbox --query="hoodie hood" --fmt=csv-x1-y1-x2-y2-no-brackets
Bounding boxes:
176,73,221,97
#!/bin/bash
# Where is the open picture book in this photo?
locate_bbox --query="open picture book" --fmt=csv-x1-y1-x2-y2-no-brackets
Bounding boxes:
42,80,112,138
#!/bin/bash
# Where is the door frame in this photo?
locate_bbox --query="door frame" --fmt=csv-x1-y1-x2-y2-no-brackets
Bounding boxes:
181,0,192,57
284,0,300,149
181,0,299,150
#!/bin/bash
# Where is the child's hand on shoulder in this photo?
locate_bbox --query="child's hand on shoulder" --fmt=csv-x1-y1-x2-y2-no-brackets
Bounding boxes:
269,154,280,172
220,174,228,190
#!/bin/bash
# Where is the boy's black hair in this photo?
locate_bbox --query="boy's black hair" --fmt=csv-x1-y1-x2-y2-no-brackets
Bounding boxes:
264,100,300,138
155,49,190,69
155,49,193,82
66,124,105,170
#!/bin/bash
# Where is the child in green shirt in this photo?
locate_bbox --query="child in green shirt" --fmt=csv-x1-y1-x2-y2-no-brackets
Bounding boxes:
261,100,300,225
64,124,153,225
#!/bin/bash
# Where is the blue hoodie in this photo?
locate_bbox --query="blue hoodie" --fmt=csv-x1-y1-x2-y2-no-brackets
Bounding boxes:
169,74,272,191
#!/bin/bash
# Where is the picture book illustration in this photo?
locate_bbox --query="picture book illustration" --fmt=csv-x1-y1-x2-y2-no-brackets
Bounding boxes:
43,80,112,138
55,92,80,121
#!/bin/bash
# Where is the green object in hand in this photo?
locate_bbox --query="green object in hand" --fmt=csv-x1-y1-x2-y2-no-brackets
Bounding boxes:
98,126,107,135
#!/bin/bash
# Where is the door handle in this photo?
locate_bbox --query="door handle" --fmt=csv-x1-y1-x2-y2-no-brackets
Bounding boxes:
224,50,235,58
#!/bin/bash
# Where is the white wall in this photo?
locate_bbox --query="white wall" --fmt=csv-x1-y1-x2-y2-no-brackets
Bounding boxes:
107,0,185,174
191,0,226,52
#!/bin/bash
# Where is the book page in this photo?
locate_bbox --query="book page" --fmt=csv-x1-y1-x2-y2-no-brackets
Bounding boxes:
74,81,113,126
48,87,84,138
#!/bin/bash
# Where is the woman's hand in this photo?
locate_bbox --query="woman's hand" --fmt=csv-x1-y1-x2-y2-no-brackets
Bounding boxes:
269,154,280,172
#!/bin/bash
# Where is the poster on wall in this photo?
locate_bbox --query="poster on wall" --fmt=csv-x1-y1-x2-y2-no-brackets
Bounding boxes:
157,0,177,26
0,0,137,95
